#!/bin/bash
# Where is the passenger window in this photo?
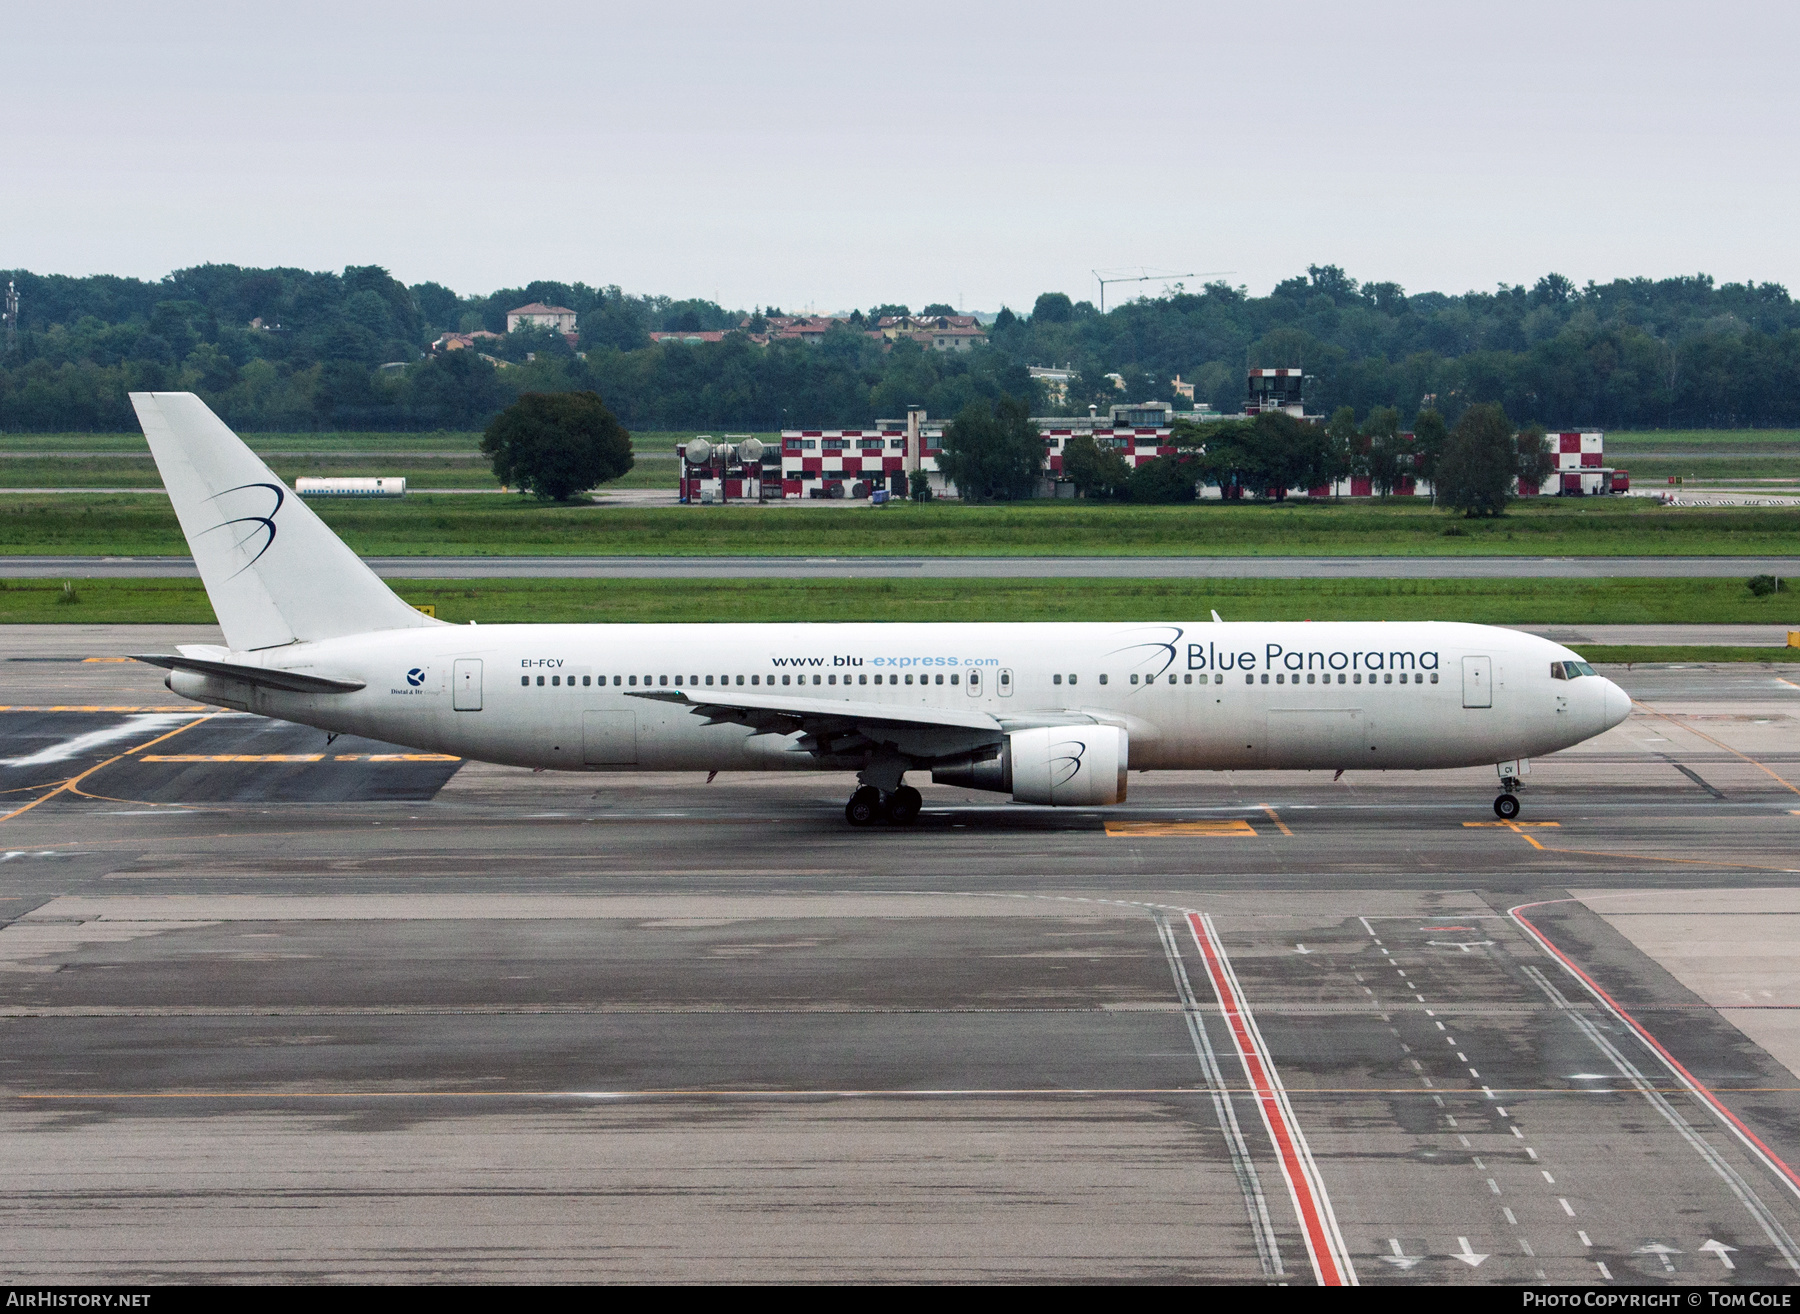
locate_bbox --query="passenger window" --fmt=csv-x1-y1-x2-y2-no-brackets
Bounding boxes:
628,675,637,686
1307,673,1315,684
552,676,559,686
659,675,668,686
1053,674,1062,685
859,674,867,684
736,675,744,685
1068,674,1077,685
1246,674,1254,684
934,674,943,685
1384,673,1393,684
1260,674,1269,684
1430,672,1439,683
905,674,914,685
813,675,821,685
1354,674,1361,684
537,675,545,686
1098,674,1108,685
705,675,714,685
782,675,791,686
520,676,528,686
828,674,836,685
1276,674,1284,684
673,675,682,686
1130,674,1139,685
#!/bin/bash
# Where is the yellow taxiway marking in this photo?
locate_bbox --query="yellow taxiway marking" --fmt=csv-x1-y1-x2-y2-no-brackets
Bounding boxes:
1104,819,1258,837
1471,818,1800,872
1259,804,1294,836
1464,819,1560,848
0,706,199,713
0,715,217,825
142,753,461,763
1635,699,1800,797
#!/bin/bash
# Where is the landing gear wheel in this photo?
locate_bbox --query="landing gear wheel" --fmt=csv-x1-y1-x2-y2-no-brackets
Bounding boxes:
846,785,882,827
882,785,922,826
1494,793,1521,820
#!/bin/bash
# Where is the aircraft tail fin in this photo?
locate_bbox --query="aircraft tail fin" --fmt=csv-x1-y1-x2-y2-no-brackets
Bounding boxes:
131,392,441,651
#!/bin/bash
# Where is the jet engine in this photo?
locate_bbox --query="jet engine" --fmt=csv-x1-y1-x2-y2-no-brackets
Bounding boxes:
931,725,1128,806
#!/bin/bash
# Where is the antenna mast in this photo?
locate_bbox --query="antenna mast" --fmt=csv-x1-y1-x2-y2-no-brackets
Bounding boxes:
2,281,16,355
1091,268,1234,314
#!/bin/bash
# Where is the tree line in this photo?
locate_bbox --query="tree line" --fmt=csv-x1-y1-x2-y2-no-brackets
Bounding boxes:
2,261,1796,431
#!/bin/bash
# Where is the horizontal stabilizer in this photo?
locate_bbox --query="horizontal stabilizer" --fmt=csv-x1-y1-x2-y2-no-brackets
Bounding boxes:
130,654,366,694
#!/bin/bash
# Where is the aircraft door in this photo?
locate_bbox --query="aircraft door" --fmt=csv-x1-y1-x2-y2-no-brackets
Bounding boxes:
1462,655,1492,708
966,668,982,697
453,659,483,711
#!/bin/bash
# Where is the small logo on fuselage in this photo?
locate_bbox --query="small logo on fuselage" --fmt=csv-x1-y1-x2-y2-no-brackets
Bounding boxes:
406,668,426,687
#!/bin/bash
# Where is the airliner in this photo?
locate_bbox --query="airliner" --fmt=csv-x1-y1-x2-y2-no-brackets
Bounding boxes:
128,392,1631,825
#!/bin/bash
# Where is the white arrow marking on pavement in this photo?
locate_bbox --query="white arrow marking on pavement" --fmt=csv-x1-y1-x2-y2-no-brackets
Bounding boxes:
1453,1237,1489,1267
1381,1239,1423,1270
1635,1243,1681,1273
1295,943,1314,955
1700,1239,1737,1271
1427,940,1496,952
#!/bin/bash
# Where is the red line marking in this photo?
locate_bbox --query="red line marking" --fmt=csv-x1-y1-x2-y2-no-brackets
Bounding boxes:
1187,912,1349,1286
1512,899,1800,1200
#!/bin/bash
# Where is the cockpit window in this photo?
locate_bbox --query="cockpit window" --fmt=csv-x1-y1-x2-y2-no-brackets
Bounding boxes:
1551,660,1596,680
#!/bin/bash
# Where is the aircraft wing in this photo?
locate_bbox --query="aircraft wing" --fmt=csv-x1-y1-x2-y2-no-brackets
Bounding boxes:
628,688,1015,763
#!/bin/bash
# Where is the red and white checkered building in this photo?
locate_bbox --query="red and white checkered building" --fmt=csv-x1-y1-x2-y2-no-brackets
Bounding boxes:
770,413,1178,499
1299,430,1625,499
1521,432,1627,496
677,414,1627,501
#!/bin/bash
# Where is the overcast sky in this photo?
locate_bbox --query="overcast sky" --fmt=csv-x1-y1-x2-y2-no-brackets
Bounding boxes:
11,1,1798,311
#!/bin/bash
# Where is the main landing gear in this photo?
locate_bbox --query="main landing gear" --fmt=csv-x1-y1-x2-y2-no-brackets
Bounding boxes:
845,784,922,827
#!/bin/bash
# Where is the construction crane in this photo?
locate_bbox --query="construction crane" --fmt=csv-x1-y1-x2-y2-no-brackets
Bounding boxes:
1091,268,1235,314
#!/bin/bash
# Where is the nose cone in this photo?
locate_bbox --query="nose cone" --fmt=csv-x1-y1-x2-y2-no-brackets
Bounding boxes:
1602,678,1631,729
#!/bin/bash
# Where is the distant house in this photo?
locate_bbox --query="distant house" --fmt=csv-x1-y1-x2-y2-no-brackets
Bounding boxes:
650,330,731,345
506,302,578,335
873,314,987,352
431,330,504,353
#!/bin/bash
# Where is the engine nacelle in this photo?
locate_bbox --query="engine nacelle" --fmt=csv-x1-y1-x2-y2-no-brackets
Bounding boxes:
932,725,1128,806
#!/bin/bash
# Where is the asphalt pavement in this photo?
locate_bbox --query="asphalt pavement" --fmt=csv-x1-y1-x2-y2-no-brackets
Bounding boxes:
4,629,1800,1282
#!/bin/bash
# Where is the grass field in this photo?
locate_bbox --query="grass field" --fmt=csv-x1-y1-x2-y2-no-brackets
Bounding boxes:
0,429,752,456
5,576,1797,630
0,454,674,491
1613,458,1800,482
1608,430,1800,449
1,493,1796,558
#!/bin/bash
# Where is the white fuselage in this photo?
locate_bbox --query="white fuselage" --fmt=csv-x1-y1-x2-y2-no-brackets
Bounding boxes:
168,620,1630,778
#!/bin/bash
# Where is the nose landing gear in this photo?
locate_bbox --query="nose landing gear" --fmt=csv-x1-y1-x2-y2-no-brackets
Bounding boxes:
844,784,922,827
1493,758,1528,819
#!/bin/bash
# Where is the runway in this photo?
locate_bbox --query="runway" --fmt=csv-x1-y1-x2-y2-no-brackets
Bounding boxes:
5,553,1800,580
4,628,1800,1282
